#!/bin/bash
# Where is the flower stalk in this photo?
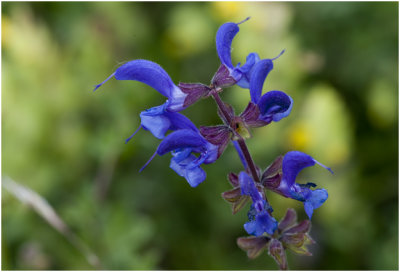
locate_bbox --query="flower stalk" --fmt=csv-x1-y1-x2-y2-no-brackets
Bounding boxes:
211,91,260,183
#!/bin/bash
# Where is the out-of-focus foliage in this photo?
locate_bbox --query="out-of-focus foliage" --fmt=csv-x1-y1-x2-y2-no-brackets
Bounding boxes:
2,2,398,270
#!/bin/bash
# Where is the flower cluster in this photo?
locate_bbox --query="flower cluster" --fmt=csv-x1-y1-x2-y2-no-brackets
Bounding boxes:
95,18,332,270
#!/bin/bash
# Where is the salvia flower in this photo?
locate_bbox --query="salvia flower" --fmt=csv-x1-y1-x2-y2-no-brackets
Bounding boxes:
214,17,285,89
94,60,209,141
248,59,293,125
239,172,277,236
94,59,189,111
214,18,263,89
151,129,219,187
263,151,333,218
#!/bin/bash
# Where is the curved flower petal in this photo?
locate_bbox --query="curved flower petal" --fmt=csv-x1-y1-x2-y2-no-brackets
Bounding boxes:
114,60,176,97
157,129,207,155
216,22,240,70
249,59,274,103
94,59,187,112
281,151,317,189
282,151,332,188
257,90,293,123
304,189,328,219
165,111,198,132
157,129,218,164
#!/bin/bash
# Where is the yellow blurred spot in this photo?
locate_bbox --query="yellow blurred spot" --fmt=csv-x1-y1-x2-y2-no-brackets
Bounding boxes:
366,80,397,128
211,2,243,21
286,122,312,150
2,16,11,48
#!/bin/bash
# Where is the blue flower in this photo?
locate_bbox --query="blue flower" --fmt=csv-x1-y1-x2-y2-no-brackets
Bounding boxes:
94,59,188,112
215,18,259,88
249,60,293,124
277,151,333,218
215,18,285,89
146,129,218,187
94,60,206,142
239,172,278,236
244,209,278,237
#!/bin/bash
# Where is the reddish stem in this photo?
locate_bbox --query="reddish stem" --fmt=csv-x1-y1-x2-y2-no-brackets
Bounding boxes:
211,91,260,183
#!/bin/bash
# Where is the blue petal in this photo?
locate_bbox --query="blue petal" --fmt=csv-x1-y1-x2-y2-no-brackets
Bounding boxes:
235,49,285,90
234,52,261,89
157,129,207,156
112,60,187,111
239,172,263,210
244,211,277,236
282,151,333,189
203,142,219,164
140,104,171,139
281,151,316,188
216,22,239,70
171,148,193,163
255,211,278,235
257,90,293,123
137,104,199,140
243,220,257,236
304,189,328,219
165,111,198,132
249,59,274,103
170,154,206,187
114,60,175,97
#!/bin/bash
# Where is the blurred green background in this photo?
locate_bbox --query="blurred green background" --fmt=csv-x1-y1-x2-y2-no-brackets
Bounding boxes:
2,2,398,270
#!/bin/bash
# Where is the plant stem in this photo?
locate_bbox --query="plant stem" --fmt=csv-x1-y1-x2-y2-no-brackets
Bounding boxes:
211,90,231,125
211,91,260,182
236,138,260,182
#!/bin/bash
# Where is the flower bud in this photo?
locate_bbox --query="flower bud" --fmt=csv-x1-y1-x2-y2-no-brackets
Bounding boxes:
268,239,288,270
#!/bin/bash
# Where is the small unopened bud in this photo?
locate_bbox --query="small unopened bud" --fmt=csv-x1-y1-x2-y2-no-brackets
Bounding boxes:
227,172,239,187
268,239,288,270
